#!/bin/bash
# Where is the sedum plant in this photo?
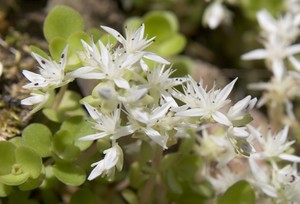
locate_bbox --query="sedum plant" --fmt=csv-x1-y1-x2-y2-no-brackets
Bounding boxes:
1,4,300,204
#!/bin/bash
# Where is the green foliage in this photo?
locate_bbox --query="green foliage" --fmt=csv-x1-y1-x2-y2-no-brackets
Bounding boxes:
43,6,84,42
22,123,52,158
217,180,255,204
52,163,86,186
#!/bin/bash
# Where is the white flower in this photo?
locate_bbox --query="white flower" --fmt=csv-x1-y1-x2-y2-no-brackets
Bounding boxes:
241,36,300,80
257,9,300,44
126,101,172,149
206,166,242,194
70,40,138,89
174,76,237,126
248,125,300,162
21,91,50,114
248,158,278,198
88,143,123,180
227,95,257,122
101,24,170,64
22,46,72,90
80,103,135,141
202,1,232,29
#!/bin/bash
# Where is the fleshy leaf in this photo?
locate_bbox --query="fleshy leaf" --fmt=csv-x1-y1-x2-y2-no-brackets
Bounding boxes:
30,46,49,59
0,173,30,186
166,169,183,194
15,146,43,179
53,163,86,186
0,142,16,175
157,33,186,56
0,183,12,197
121,189,138,204
60,116,94,151
217,180,255,204
52,130,80,162
49,37,67,62
22,123,52,158
43,6,84,42
18,175,44,191
144,11,178,42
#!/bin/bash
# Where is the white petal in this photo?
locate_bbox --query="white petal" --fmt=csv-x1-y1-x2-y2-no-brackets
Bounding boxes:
241,49,268,60
257,9,277,32
59,45,69,69
212,111,232,126
114,78,130,89
144,128,168,149
88,160,105,180
272,59,285,81
143,52,170,64
285,44,300,56
101,25,125,44
279,153,300,162
22,70,44,82
111,125,137,140
84,103,103,121
79,132,108,141
175,108,206,117
288,56,300,71
215,78,237,103
104,147,118,169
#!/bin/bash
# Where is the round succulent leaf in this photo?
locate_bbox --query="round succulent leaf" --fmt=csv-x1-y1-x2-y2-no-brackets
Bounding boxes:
49,37,67,62
42,108,65,122
160,153,180,171
58,90,82,112
138,141,154,166
18,174,44,191
170,56,195,77
121,189,139,204
144,11,178,42
22,123,52,158
124,17,143,31
0,183,12,197
15,146,43,179
9,137,24,147
217,180,255,204
69,188,97,204
60,116,95,151
157,33,186,56
53,163,86,186
0,172,30,186
0,142,16,175
52,130,80,161
43,5,84,42
100,34,117,47
166,169,183,194
128,162,147,189
30,46,49,59
87,28,105,42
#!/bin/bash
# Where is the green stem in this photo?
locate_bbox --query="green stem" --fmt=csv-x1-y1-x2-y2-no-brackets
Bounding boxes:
139,145,163,204
52,85,68,110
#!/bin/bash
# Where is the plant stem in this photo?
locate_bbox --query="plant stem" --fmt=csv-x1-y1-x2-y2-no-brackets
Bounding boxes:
52,85,68,110
139,145,163,204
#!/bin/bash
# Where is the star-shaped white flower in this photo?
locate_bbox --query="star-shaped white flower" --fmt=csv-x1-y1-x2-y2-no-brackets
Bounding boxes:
88,143,123,180
22,46,73,90
248,125,300,162
126,101,172,149
21,91,50,114
101,24,170,65
175,76,237,126
80,103,135,141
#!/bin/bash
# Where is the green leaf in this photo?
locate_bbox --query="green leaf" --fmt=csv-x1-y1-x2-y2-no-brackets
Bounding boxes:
128,162,147,189
160,153,180,171
53,163,86,186
70,189,97,204
0,173,30,186
60,116,94,151
144,11,178,42
15,146,43,179
52,130,80,162
157,33,186,56
43,108,65,122
178,133,195,154
44,6,84,42
121,189,138,204
139,141,154,165
124,17,143,31
18,175,44,191
58,90,82,112
22,123,52,158
166,169,183,194
0,142,16,175
30,46,49,59
49,37,67,62
9,137,24,147
0,183,12,197
171,56,195,77
217,180,255,204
